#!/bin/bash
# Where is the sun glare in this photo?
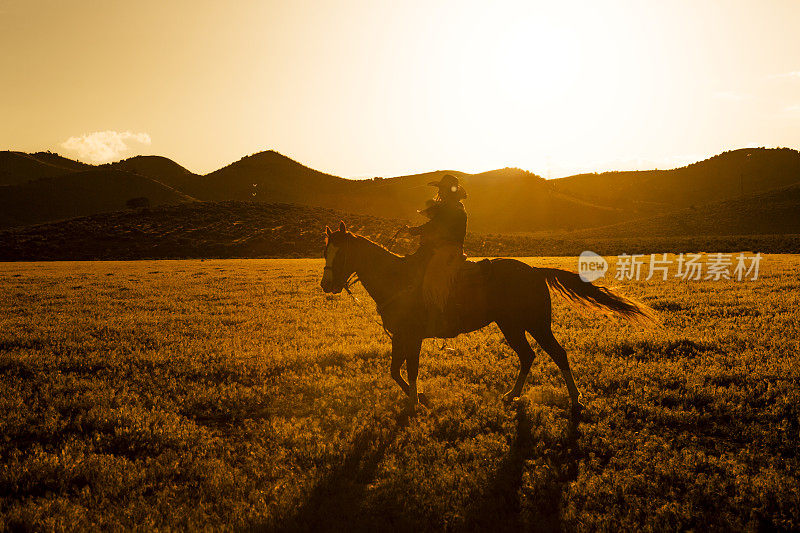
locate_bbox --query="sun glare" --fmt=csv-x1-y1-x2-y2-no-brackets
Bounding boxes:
2,0,799,177
395,3,649,174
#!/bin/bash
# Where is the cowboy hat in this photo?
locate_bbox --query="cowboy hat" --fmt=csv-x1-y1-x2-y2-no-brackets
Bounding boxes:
427,174,466,198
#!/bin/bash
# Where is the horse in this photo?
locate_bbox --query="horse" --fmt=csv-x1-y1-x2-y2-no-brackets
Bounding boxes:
320,221,653,418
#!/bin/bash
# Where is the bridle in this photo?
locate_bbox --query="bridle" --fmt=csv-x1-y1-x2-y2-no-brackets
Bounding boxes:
323,227,454,349
324,231,398,339
324,234,353,292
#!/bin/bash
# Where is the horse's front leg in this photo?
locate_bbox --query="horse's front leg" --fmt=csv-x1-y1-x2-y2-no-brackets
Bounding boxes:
390,334,425,410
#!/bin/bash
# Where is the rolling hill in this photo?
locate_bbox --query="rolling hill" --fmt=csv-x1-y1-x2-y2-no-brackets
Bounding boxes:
0,150,628,232
569,180,800,239
0,151,91,186
105,155,199,192
187,150,352,203
1,147,799,235
0,169,195,228
550,148,800,214
163,151,624,232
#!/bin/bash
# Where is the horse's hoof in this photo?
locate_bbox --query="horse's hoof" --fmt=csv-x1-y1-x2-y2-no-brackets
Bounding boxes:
418,392,431,408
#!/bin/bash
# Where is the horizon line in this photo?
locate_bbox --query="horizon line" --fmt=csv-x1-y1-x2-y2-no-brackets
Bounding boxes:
7,144,796,181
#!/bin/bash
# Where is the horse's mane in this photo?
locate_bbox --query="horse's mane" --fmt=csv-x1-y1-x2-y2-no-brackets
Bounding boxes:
348,232,404,259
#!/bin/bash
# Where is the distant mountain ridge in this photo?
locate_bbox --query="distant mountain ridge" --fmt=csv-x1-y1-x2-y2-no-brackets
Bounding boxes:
0,168,194,228
0,151,91,185
1,147,799,234
102,155,196,191
550,148,800,214
569,180,800,239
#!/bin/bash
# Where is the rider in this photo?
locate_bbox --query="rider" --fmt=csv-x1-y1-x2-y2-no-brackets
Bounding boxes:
404,174,467,331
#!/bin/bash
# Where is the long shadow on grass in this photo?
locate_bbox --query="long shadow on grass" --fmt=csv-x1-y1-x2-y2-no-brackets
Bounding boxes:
281,408,410,532
462,399,582,532
186,349,391,430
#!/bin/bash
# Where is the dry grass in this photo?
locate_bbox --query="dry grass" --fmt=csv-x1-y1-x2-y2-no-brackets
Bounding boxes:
0,256,798,530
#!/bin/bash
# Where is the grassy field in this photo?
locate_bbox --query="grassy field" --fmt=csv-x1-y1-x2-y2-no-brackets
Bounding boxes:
0,256,798,531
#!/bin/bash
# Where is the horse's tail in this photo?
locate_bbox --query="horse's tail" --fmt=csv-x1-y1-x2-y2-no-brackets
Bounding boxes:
538,268,657,325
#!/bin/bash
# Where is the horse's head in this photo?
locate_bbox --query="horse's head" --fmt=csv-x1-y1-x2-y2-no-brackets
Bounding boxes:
321,220,355,294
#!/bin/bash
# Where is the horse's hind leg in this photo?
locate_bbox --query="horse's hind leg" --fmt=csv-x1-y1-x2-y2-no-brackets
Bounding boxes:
497,322,535,402
405,339,422,409
390,335,411,397
528,324,584,417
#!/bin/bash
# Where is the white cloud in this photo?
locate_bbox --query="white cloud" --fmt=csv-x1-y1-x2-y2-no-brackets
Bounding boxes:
784,104,800,115
60,130,152,163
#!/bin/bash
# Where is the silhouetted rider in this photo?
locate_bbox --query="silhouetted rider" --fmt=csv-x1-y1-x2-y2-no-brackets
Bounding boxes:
402,174,467,331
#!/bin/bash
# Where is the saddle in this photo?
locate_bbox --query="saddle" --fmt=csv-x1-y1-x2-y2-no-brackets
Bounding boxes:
428,258,494,337
454,259,492,290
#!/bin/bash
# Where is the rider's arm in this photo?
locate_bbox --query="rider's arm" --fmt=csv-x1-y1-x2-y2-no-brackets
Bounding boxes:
406,221,432,236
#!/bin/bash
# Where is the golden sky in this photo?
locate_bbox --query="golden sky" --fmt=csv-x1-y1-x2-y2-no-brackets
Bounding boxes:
2,0,799,178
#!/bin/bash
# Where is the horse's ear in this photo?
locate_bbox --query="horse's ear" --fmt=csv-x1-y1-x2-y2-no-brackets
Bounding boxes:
325,225,332,237
338,220,346,233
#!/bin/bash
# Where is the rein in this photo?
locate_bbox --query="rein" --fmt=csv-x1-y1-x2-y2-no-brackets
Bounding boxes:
383,227,404,254
343,272,394,340
337,227,408,341
335,229,454,351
